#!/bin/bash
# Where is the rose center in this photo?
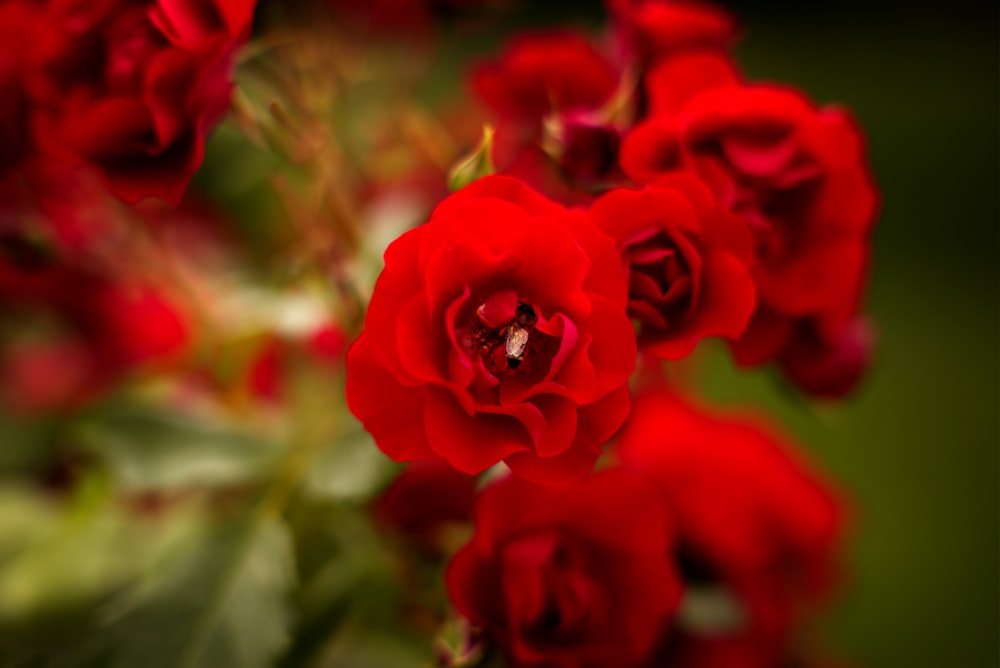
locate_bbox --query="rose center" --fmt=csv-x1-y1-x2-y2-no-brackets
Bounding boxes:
630,232,691,305
467,299,538,373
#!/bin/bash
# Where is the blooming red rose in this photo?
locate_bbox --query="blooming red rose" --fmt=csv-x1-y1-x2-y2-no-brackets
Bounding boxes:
18,0,256,204
620,54,877,392
469,31,629,204
447,468,683,668
607,0,737,67
616,388,844,668
346,175,636,485
622,55,877,320
589,173,755,359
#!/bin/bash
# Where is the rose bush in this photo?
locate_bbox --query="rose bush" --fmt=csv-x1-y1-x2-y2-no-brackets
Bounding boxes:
589,172,755,359
346,175,636,485
446,468,682,668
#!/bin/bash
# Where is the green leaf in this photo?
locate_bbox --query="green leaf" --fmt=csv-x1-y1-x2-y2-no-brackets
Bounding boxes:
303,417,397,502
105,514,296,668
76,403,282,492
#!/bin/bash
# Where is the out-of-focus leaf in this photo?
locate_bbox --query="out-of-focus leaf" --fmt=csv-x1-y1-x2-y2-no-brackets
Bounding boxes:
0,413,58,475
0,480,139,628
310,625,430,668
76,403,282,492
304,417,396,502
103,514,296,668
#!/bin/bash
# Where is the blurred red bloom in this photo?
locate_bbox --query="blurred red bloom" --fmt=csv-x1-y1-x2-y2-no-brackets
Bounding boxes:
616,388,845,668
447,468,683,668
346,176,635,485
589,172,755,359
470,31,618,123
0,259,190,410
607,0,737,67
469,31,627,204
621,53,877,395
1,0,256,204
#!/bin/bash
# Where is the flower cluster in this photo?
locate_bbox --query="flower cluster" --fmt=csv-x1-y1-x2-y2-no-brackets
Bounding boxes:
468,0,878,397
343,1,876,666
0,1,878,667
444,388,843,668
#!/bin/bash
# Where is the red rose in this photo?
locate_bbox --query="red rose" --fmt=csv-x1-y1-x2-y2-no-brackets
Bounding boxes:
446,469,683,668
346,175,636,485
469,32,629,204
0,184,190,409
20,0,256,204
616,389,844,668
621,54,877,392
607,0,737,67
589,173,755,359
470,32,619,122
623,56,877,320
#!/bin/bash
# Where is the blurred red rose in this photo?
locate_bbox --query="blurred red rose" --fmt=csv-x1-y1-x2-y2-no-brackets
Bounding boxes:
624,55,877,320
0,262,190,410
0,185,190,410
447,468,682,668
346,175,635,485
469,32,625,205
616,388,844,668
372,460,477,552
470,31,618,123
7,0,256,204
589,173,755,359
621,53,877,393
607,0,737,67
